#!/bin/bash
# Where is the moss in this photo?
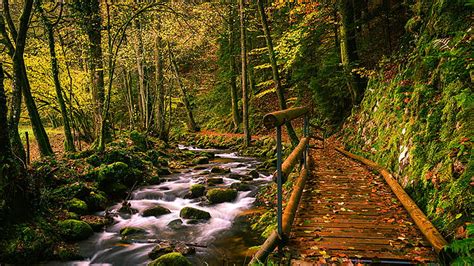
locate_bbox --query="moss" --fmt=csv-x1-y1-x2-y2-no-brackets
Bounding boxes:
189,184,206,198
192,156,209,165
66,198,88,215
142,206,171,217
179,207,211,220
230,182,253,191
148,252,191,266
210,166,230,174
58,219,93,241
84,190,108,211
206,188,238,204
119,227,146,237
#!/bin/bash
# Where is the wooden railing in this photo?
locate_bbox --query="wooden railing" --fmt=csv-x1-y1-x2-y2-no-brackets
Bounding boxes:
249,107,311,264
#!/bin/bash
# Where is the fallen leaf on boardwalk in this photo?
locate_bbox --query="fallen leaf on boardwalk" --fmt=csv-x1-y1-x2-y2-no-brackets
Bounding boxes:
314,237,322,242
310,245,319,250
304,230,313,234
340,207,347,211
355,255,363,259
338,202,345,205
348,247,355,250
303,220,311,225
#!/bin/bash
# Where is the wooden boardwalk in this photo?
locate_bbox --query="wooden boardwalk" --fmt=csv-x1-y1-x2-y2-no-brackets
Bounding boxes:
287,143,438,264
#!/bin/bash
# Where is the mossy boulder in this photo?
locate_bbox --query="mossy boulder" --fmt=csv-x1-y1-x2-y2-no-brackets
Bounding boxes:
192,156,209,165
206,177,224,186
143,206,171,217
58,219,94,241
158,167,172,175
148,252,191,266
84,191,108,211
119,227,146,237
230,182,253,191
179,207,211,220
210,167,230,174
167,219,184,230
189,184,206,198
206,188,238,204
228,173,245,180
145,175,161,185
148,242,175,260
249,170,260,179
66,198,88,215
97,161,142,187
80,215,110,232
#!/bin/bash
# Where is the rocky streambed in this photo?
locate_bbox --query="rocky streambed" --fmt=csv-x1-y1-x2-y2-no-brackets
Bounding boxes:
51,146,271,265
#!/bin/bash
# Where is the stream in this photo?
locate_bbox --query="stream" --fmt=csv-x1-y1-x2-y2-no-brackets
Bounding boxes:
55,146,270,265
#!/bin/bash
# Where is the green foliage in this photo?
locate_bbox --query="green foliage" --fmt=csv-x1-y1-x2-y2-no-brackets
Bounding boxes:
66,198,88,215
130,130,148,150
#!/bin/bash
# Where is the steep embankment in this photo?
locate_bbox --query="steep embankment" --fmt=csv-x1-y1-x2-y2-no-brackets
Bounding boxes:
341,1,472,242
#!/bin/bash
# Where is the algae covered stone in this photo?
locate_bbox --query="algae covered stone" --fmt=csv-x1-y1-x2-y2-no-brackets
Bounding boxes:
189,184,206,198
66,198,88,214
206,188,238,204
143,206,171,217
119,226,146,237
148,252,191,266
58,219,94,241
192,156,209,165
179,207,211,220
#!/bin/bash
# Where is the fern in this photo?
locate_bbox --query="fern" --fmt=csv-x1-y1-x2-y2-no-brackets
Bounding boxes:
446,238,474,265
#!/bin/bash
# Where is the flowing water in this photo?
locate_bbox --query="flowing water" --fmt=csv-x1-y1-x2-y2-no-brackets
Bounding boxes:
54,147,270,266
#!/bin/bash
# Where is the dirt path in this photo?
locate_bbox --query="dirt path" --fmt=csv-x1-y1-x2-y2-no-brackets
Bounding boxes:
288,141,437,264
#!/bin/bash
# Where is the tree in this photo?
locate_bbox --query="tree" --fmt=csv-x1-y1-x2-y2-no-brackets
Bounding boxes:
228,0,241,132
37,0,75,152
339,0,366,104
256,0,299,146
1,0,54,157
72,0,105,140
240,0,250,146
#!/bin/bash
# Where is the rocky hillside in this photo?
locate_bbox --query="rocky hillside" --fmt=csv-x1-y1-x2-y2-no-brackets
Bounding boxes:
341,0,472,240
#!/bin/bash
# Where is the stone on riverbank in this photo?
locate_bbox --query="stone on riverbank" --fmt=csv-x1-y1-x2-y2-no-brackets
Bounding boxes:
206,177,224,186
189,184,206,198
148,252,191,266
58,219,94,241
192,156,209,165
210,166,230,174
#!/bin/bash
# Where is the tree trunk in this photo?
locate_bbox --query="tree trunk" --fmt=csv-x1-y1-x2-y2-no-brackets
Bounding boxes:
228,1,240,132
39,3,75,152
154,25,166,140
134,19,148,130
10,0,53,157
168,44,199,132
339,0,366,105
240,0,251,146
256,0,299,146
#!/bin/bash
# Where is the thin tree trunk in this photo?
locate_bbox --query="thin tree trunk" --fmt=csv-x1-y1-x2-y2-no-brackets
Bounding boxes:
154,26,166,140
168,44,199,132
256,0,299,146
228,1,240,132
240,0,251,146
38,2,75,152
10,0,53,157
339,0,366,104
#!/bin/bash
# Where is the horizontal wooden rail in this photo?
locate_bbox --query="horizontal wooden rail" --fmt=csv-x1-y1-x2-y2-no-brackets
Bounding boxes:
250,154,311,264
273,137,309,182
335,147,448,254
263,106,309,129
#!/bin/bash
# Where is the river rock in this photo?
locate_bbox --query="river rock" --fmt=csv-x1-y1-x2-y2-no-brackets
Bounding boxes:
206,177,224,186
158,167,172,175
249,170,260,179
189,184,206,198
228,173,245,180
192,156,209,165
210,167,230,174
148,252,191,266
175,242,195,255
179,207,211,220
206,188,238,204
148,242,175,260
143,205,171,217
58,219,94,241
193,166,207,170
119,227,146,237
167,219,184,230
230,182,253,191
80,215,110,232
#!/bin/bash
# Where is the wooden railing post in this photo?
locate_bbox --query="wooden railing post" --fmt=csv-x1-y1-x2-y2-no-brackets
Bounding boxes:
276,124,283,250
